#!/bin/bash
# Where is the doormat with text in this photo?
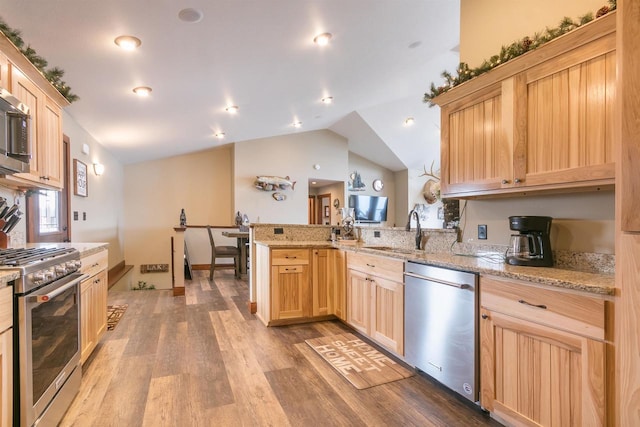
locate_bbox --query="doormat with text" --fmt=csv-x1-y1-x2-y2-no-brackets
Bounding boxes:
106,304,128,331
305,333,414,390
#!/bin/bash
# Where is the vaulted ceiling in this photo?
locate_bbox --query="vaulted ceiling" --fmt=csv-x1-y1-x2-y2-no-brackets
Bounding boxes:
0,0,460,171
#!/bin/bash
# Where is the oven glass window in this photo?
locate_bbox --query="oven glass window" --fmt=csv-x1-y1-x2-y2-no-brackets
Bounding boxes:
31,286,78,403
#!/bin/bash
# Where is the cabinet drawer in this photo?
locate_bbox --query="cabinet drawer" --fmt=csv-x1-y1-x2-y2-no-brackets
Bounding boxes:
0,286,11,332
271,249,309,265
81,250,108,277
481,276,606,340
347,252,404,283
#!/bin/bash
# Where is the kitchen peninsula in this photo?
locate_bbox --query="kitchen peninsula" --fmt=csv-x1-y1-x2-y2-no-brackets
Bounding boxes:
252,222,614,424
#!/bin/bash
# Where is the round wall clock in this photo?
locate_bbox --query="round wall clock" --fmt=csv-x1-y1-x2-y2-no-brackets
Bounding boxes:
333,198,340,208
372,179,384,192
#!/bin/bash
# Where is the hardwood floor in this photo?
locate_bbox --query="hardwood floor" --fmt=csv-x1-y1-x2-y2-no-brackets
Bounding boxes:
60,270,500,427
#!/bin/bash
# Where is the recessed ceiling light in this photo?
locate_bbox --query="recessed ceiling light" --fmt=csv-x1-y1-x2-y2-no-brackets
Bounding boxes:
292,121,302,128
225,105,239,114
311,181,317,185
133,86,152,97
404,117,415,126
215,132,225,139
313,32,332,46
114,35,141,50
178,8,204,23
321,96,333,104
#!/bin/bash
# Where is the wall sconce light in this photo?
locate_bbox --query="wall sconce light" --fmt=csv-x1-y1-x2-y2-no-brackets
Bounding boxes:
93,163,105,176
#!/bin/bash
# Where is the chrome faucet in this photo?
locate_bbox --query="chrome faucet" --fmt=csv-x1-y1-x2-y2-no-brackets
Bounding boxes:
406,209,422,249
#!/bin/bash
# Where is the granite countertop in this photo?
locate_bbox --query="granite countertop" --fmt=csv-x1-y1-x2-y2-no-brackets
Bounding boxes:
254,239,615,296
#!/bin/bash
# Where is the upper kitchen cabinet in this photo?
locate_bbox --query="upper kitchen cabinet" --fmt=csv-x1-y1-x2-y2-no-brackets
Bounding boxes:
0,32,69,191
433,12,616,199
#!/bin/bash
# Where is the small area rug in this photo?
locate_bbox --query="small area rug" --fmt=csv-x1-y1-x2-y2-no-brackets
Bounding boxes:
305,333,414,390
106,304,128,331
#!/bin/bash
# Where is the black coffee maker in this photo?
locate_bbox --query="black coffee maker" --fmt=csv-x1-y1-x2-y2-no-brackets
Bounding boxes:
506,216,553,267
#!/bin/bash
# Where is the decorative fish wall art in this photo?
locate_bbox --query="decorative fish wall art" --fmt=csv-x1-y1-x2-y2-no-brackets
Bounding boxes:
255,175,296,192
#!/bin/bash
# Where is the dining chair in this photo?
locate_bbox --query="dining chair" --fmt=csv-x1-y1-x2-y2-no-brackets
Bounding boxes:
207,226,241,280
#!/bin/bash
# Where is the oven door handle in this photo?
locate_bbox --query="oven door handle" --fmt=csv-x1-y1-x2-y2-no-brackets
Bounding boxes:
28,273,88,304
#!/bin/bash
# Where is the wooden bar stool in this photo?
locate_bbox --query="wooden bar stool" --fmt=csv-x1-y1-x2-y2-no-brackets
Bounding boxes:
207,226,240,279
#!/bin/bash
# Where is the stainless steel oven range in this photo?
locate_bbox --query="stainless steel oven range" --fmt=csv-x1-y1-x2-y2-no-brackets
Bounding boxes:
0,247,85,427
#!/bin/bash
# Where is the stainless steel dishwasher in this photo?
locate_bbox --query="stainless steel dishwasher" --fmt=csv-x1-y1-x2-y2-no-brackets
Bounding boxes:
404,260,479,402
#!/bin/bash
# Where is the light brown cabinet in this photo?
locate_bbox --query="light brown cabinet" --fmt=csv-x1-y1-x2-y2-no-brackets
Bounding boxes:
346,252,404,355
480,276,609,426
271,249,310,321
0,31,68,191
0,286,12,427
80,250,108,364
331,249,347,321
256,246,343,326
433,13,616,199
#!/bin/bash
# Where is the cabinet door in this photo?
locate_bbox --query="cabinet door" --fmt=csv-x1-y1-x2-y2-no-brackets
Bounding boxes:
442,88,513,197
312,249,330,316
332,250,347,320
11,66,42,180
0,328,12,427
480,308,606,426
80,277,94,364
38,96,63,188
370,276,404,355
524,51,615,188
93,270,108,340
0,52,9,91
271,264,309,320
346,269,370,335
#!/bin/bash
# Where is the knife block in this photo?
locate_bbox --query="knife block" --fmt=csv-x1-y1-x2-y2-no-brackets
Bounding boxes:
0,231,8,249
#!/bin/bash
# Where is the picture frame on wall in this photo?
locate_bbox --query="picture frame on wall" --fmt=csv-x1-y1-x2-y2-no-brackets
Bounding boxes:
324,206,330,217
74,159,88,197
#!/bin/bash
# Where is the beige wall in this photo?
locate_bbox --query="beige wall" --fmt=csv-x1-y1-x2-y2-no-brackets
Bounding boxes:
459,0,615,254
460,0,607,68
123,146,233,289
234,130,349,225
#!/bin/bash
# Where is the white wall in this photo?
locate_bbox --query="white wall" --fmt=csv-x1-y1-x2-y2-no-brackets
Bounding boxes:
348,152,397,227
234,130,348,224
64,110,125,268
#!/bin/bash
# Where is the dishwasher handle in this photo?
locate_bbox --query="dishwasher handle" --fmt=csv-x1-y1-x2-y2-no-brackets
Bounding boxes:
404,271,470,289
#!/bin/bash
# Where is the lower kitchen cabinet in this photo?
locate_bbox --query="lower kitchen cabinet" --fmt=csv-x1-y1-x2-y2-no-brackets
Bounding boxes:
331,249,347,321
80,250,108,364
0,286,12,427
346,252,404,355
480,275,609,427
256,246,342,325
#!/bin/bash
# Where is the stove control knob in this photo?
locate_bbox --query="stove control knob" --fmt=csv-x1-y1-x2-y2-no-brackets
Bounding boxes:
32,272,46,283
55,265,67,275
43,270,55,281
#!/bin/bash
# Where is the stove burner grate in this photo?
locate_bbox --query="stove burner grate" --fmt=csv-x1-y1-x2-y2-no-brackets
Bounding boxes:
0,247,77,266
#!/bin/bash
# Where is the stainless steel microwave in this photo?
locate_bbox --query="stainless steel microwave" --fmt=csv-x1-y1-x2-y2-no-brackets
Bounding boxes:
0,87,30,174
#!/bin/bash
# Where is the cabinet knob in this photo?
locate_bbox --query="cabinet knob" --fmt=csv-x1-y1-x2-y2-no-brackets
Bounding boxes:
501,179,510,185
481,313,489,319
514,178,522,184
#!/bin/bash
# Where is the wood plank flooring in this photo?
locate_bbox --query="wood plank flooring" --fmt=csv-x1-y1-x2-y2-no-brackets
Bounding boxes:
60,270,500,427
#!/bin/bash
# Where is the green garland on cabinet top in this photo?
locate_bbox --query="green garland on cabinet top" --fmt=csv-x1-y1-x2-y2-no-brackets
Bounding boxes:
0,17,78,103
423,0,617,107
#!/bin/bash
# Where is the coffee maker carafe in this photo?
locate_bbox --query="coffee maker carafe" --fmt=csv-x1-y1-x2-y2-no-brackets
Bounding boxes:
506,216,553,267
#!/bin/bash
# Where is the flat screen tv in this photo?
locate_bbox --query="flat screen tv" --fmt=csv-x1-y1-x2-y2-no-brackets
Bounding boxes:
349,194,388,223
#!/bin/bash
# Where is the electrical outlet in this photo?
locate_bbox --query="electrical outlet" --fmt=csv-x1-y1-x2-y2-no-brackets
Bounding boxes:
374,231,381,238
478,224,487,240
274,227,284,235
